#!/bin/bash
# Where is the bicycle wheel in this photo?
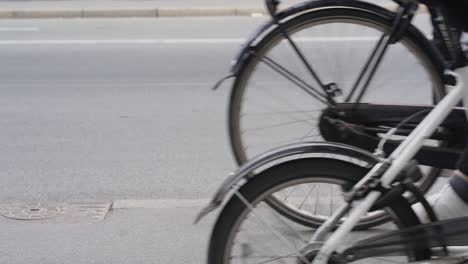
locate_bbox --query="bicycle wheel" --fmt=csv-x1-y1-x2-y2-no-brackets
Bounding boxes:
228,5,446,229
208,158,429,264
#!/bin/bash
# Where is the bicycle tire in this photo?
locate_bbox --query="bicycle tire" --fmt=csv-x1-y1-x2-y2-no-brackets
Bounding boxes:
228,2,446,229
208,158,430,264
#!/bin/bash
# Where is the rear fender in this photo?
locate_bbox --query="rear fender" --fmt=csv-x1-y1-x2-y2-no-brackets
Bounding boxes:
229,0,400,75
213,0,406,90
212,0,448,91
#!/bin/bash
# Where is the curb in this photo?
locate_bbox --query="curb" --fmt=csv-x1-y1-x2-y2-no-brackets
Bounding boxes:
0,5,427,19
0,8,267,19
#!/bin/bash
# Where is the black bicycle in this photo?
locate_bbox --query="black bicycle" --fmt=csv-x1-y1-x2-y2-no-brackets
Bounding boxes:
212,0,468,230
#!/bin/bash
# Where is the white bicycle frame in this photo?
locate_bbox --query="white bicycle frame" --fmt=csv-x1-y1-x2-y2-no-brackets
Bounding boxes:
311,66,468,264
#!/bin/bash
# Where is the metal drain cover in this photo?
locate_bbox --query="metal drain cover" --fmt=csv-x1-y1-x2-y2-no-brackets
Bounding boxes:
0,203,62,220
0,202,111,222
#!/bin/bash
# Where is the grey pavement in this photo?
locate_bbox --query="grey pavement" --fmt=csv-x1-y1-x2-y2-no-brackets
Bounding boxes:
0,206,215,264
0,0,399,19
0,17,246,263
0,15,433,201
0,16,440,263
0,17,260,202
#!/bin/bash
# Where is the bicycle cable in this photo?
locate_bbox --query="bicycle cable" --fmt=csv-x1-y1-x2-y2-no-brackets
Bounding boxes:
376,108,432,155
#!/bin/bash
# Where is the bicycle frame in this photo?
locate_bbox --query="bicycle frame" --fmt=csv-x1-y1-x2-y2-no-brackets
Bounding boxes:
311,66,468,263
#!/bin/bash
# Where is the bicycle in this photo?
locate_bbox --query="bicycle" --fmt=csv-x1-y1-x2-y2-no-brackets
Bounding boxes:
195,0,468,263
212,0,468,229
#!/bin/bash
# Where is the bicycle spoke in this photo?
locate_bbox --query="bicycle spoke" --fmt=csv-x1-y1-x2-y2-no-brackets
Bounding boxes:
295,126,323,160
232,233,292,264
298,185,317,210
278,133,322,144
230,253,297,263
242,82,319,124
330,185,334,216
283,186,298,202
245,110,322,116
242,90,319,120
256,254,297,264
243,133,321,150
313,185,320,215
241,118,315,133
233,191,312,264
299,126,320,142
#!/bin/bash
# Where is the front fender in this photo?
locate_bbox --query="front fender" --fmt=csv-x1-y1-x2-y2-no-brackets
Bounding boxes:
195,141,378,223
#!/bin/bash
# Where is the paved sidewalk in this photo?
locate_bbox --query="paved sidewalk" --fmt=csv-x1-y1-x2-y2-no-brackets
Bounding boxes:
0,205,216,264
0,0,396,19
0,203,395,264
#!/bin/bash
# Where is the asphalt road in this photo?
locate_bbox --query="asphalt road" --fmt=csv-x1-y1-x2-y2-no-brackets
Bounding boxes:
0,15,434,202
0,17,255,264
0,17,257,202
0,16,444,263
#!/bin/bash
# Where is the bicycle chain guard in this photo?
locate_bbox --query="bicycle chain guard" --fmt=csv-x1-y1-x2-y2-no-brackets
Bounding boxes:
342,217,468,262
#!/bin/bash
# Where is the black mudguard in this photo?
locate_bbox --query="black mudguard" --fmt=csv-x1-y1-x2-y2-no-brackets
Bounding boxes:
195,141,379,223
226,0,445,78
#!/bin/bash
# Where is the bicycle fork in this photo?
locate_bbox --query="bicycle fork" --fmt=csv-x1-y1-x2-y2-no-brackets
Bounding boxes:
310,68,466,264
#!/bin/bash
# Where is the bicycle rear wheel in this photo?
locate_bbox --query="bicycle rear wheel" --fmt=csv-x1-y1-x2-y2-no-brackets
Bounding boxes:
228,4,446,229
208,159,429,264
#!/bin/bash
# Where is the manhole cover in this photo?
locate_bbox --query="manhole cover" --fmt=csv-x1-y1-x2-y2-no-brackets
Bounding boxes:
0,203,62,220
0,202,111,222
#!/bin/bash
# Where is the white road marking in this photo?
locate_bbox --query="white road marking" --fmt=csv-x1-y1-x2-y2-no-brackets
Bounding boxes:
112,199,209,209
0,38,244,45
0,37,378,45
0,27,39,32
251,13,265,17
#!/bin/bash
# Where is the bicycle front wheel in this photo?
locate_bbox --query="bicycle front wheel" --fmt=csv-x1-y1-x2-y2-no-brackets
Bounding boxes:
208,158,429,264
228,5,446,229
